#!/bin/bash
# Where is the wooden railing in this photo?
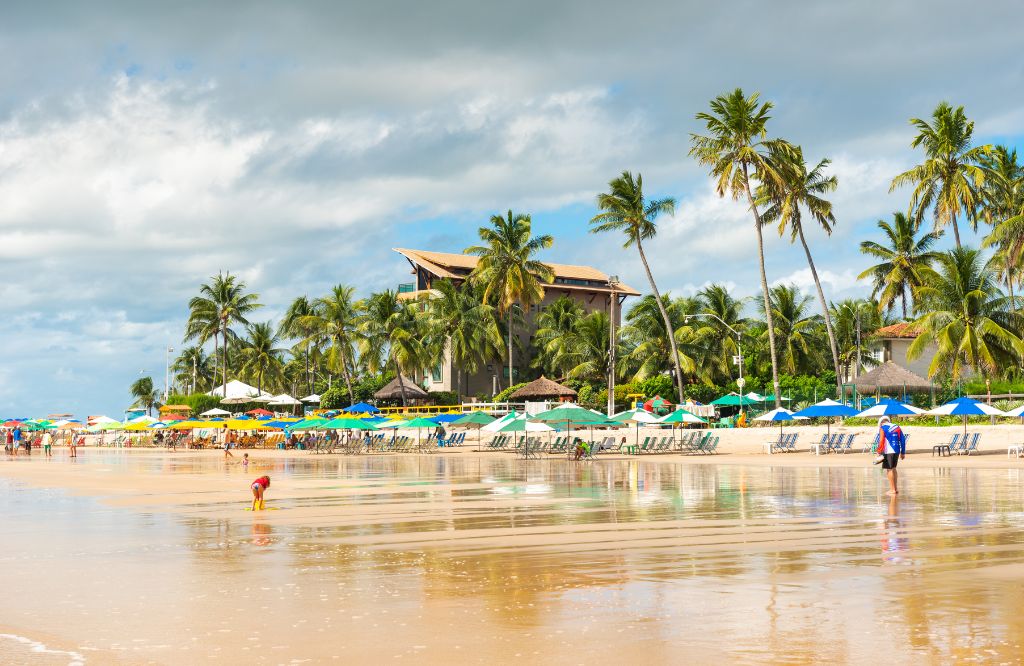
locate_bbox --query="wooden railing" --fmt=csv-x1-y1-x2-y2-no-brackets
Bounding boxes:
376,402,525,416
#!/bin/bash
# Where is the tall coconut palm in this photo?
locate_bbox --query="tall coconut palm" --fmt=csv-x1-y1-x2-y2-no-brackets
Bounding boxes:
532,295,587,378
757,285,825,376
358,290,426,406
620,294,700,385
758,147,842,395
694,284,747,384
172,346,213,394
858,212,943,318
589,171,685,403
908,247,1024,380
980,146,1024,308
890,102,992,248
423,278,503,398
562,311,613,383
186,272,262,391
278,296,320,396
300,285,359,404
690,89,787,407
129,376,161,416
465,210,554,391
237,322,285,395
829,299,885,381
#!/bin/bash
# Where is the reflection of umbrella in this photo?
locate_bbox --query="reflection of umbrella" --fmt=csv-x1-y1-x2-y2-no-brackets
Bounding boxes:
857,398,925,418
793,398,859,437
927,397,1005,435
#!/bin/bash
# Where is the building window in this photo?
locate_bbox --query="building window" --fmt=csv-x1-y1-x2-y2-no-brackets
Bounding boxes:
431,363,442,382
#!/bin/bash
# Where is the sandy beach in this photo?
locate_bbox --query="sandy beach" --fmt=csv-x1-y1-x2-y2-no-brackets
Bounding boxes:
3,428,1024,664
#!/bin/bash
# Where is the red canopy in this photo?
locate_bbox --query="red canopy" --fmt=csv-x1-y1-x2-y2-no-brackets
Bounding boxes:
3,420,24,427
245,408,274,417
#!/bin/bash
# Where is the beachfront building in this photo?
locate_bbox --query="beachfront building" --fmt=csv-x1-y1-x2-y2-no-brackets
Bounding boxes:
392,248,640,398
868,323,942,380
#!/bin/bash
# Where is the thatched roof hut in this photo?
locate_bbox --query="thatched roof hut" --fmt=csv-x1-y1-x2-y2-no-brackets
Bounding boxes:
373,376,429,402
853,361,932,392
509,376,578,401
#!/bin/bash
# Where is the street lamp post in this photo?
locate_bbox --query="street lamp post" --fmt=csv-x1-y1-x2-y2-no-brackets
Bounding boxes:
607,276,620,416
164,346,174,403
685,313,744,409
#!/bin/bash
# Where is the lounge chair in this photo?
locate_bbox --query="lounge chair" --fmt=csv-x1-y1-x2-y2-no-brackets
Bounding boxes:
764,433,784,454
962,433,981,456
1008,442,1024,458
948,433,967,455
705,436,719,454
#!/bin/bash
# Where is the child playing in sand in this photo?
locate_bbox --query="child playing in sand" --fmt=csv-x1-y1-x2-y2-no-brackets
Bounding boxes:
251,475,270,511
242,453,249,469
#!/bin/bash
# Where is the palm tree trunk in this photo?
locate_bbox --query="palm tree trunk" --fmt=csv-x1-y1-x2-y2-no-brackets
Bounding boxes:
507,308,514,391
950,213,961,249
305,349,311,396
222,321,229,390
212,333,219,392
1008,274,1017,315
743,169,782,409
341,347,355,405
394,357,407,407
796,226,842,396
635,236,685,405
901,286,908,320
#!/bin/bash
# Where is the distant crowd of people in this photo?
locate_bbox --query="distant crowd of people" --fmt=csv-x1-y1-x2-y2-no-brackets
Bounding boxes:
4,426,82,458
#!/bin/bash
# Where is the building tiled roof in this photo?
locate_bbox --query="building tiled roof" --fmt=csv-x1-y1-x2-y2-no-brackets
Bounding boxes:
393,248,641,296
873,323,920,339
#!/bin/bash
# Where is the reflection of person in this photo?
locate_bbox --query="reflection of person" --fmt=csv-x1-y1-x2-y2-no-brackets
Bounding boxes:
876,416,906,495
251,475,271,511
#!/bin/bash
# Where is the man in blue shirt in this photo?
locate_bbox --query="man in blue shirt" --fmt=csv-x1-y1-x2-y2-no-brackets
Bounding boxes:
877,416,906,495
12,426,22,457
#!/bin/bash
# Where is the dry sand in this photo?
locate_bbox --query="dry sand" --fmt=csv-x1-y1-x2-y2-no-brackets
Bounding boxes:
2,429,1024,664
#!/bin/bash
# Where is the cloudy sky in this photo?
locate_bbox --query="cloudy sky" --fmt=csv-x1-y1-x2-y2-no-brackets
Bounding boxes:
2,1,1022,417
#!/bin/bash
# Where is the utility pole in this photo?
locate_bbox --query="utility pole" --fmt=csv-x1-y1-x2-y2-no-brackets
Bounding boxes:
192,354,197,394
164,345,174,402
607,276,619,416
855,309,862,379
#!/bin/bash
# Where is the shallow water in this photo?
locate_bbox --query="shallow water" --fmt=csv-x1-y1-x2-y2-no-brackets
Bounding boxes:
3,453,1024,664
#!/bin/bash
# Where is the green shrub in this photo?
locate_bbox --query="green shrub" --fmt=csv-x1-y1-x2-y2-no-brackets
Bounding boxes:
427,390,459,406
636,376,674,400
320,387,347,410
494,382,528,403
166,393,222,416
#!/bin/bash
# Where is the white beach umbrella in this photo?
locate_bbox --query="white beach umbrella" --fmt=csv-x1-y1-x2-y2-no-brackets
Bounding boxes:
200,408,231,417
1003,404,1024,418
481,411,518,433
856,399,926,418
300,394,321,403
210,380,273,404
267,394,302,406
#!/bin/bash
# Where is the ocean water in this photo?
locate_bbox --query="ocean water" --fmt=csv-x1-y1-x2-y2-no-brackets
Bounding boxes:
2,453,1024,663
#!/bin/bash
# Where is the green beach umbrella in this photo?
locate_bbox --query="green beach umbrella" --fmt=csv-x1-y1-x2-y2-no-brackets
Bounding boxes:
452,411,496,426
710,393,758,407
290,417,330,430
659,408,707,424
400,417,440,449
323,418,379,431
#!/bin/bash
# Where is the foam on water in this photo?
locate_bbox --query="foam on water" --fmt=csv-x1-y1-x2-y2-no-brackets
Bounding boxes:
0,633,85,665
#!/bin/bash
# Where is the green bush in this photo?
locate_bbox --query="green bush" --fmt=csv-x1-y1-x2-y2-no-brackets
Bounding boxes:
635,376,674,400
494,382,528,403
320,387,347,410
427,390,459,406
353,372,392,403
166,393,222,416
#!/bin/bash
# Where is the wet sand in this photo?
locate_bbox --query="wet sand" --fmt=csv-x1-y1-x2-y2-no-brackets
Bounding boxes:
3,446,1024,664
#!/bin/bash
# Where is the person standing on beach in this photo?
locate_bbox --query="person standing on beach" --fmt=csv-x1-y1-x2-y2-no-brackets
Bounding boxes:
5,428,13,455
70,432,81,458
876,416,906,495
224,430,234,458
12,426,22,457
42,431,53,457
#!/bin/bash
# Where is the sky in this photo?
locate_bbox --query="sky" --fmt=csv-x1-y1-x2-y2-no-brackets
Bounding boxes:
2,0,1023,418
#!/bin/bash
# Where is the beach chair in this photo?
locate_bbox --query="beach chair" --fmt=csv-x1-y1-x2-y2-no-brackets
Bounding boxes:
1008,442,1024,458
962,433,980,455
947,433,965,455
787,433,799,452
705,436,719,454
764,433,784,454
840,434,856,454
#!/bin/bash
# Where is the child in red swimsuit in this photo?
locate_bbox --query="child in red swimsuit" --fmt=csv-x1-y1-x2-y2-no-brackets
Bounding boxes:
251,475,271,511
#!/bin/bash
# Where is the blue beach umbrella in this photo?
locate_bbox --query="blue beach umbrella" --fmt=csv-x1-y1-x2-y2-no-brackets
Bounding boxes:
753,407,806,436
342,402,380,414
793,398,859,436
927,397,1005,435
856,398,925,418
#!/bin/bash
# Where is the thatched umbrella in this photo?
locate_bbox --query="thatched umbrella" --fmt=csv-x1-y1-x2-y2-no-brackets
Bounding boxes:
508,376,577,401
373,376,429,402
853,362,932,401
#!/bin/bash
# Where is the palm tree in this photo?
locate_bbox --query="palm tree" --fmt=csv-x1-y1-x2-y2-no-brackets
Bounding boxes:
358,290,426,406
694,284,747,383
829,299,885,381
758,147,843,395
757,285,825,376
278,296,320,396
620,294,700,386
858,212,943,318
980,146,1024,308
908,247,1024,379
129,376,161,416
690,89,787,407
589,171,685,403
186,272,262,391
465,210,554,390
532,295,587,378
890,102,992,248
172,346,213,394
423,279,502,398
300,285,359,404
562,311,613,383
237,322,285,395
